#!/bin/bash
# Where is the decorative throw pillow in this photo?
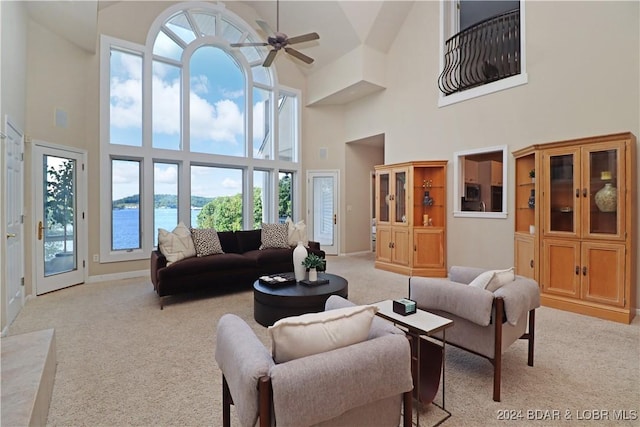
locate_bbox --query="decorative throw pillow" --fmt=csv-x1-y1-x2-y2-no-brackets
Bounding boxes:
468,270,495,289
189,227,224,257
285,217,309,246
259,222,290,249
269,305,378,363
486,267,515,292
157,222,196,265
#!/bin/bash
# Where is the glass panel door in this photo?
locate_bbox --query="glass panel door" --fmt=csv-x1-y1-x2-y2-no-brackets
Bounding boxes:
378,171,390,223
394,170,407,224
34,144,86,295
547,151,578,235
584,144,624,239
44,155,78,276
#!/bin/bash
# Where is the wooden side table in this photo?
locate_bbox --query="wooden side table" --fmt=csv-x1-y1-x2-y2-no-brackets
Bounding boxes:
373,300,453,426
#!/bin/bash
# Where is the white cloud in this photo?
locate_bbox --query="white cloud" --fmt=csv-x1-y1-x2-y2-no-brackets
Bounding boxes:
110,77,142,129
191,75,209,95
152,75,181,135
221,88,243,99
190,96,244,144
221,177,240,190
154,164,178,184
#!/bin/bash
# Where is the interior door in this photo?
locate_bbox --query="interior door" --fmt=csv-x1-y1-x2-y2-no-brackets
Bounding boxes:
4,118,24,325
307,171,338,255
33,143,87,294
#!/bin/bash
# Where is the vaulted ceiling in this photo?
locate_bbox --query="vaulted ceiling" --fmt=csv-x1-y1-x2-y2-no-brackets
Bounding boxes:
26,1,415,104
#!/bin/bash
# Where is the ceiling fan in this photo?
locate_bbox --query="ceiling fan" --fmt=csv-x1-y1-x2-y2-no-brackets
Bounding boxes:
230,0,320,67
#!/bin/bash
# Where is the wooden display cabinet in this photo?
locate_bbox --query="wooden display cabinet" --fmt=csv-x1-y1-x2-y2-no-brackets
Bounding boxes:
514,132,636,324
375,161,447,277
512,146,538,280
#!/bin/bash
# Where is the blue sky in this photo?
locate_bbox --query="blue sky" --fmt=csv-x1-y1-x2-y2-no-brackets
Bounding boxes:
109,29,271,201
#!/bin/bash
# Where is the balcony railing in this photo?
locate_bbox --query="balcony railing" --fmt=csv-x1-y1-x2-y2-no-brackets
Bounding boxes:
438,9,520,96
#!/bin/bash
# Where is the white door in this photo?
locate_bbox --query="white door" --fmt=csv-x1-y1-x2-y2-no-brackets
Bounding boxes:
33,143,87,294
4,118,24,325
307,171,339,255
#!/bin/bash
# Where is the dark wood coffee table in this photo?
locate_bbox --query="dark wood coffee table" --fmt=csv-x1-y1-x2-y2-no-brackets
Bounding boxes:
253,273,348,326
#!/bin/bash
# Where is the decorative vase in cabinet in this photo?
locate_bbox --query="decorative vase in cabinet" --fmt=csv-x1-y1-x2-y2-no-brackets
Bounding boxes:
595,183,617,212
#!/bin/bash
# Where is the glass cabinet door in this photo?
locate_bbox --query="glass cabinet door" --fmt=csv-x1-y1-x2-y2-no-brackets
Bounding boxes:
394,170,407,224
378,171,390,223
545,149,579,236
583,143,624,239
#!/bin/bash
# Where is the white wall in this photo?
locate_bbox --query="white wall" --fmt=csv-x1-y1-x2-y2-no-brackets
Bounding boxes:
0,0,28,331
336,1,639,305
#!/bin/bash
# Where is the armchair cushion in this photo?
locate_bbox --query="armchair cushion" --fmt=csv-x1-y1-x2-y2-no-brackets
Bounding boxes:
469,267,515,292
269,333,413,426
325,295,404,339
269,305,378,363
215,314,275,427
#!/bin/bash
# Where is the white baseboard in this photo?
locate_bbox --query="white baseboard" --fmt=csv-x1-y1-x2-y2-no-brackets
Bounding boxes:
87,269,149,283
337,250,374,257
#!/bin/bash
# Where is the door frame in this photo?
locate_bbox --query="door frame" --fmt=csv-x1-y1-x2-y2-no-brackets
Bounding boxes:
306,170,339,255
32,141,88,295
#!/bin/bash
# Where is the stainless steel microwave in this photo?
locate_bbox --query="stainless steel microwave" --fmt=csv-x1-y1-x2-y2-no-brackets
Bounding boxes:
465,183,481,201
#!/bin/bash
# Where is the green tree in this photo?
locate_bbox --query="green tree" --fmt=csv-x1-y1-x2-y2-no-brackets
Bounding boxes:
197,188,264,231
46,159,75,253
278,174,292,220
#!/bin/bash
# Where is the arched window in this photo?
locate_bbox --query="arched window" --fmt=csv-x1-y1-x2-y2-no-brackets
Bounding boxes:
100,2,301,263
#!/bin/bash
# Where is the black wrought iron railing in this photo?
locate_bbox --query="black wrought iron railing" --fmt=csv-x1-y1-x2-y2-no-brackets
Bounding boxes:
438,9,520,96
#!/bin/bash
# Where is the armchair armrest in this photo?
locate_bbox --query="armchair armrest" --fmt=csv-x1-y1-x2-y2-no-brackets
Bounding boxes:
409,276,494,326
269,334,413,427
494,277,541,325
215,314,275,427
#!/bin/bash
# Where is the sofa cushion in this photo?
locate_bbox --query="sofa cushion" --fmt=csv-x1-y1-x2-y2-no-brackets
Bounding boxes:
259,223,290,249
269,304,378,363
160,253,254,279
157,222,196,265
236,229,262,253
243,248,292,265
285,217,308,246
190,227,224,256
217,231,239,254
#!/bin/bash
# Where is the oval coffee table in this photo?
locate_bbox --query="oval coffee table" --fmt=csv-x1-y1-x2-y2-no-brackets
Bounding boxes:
253,273,348,327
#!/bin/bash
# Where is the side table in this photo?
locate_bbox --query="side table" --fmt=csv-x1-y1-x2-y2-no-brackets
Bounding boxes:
373,300,454,426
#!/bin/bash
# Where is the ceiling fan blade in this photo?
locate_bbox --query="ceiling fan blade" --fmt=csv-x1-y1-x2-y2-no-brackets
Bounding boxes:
284,47,314,64
230,42,268,47
262,50,278,67
256,20,275,37
286,32,320,45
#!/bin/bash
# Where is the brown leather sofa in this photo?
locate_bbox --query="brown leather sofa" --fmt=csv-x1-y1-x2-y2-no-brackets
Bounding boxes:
150,229,325,309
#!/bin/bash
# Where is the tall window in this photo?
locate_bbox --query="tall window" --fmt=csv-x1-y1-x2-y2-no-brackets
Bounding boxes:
100,3,301,262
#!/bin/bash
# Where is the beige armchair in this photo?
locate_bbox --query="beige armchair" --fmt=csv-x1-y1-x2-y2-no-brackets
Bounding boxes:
215,296,414,427
409,266,540,402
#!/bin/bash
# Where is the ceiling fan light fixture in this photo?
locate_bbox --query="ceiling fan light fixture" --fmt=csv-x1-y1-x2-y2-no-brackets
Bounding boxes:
231,0,319,67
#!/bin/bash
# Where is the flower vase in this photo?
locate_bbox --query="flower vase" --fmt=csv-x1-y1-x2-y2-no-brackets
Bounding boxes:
293,241,308,282
595,183,617,212
308,268,318,282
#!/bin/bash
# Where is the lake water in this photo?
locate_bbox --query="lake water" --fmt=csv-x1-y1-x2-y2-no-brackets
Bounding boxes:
112,208,199,250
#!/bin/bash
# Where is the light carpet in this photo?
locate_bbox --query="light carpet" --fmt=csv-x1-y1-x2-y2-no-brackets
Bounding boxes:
6,253,640,426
